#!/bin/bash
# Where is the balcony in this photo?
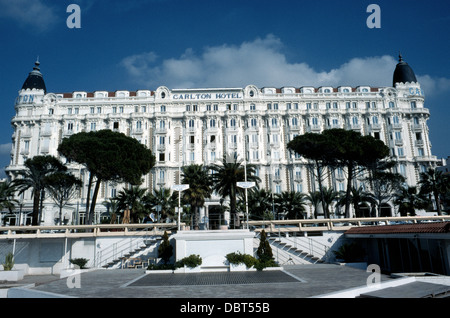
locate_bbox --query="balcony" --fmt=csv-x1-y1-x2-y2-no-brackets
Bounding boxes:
306,125,321,132
63,130,74,137
41,129,52,137
346,124,361,131
157,144,166,151
155,128,167,134
394,139,403,146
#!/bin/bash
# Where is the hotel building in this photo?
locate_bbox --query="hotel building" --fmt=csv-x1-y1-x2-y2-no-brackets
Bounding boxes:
5,56,438,225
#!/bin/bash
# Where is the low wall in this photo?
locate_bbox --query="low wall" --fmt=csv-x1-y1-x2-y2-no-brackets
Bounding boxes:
0,236,155,275
172,229,255,269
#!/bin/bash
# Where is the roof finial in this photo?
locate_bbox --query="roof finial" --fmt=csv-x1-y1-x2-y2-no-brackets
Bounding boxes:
34,56,41,71
398,52,403,62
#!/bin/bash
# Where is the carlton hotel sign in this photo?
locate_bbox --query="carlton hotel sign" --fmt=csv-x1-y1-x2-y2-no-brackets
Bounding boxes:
171,91,243,101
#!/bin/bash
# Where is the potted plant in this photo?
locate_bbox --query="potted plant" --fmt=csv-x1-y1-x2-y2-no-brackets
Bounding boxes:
0,252,24,281
69,258,89,269
225,252,256,271
175,254,202,273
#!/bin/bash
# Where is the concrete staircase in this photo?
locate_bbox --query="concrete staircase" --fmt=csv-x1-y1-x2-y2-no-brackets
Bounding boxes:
268,237,324,265
100,237,160,269
253,235,328,265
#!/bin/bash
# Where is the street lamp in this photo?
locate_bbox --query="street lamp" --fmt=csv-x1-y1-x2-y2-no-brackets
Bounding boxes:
237,159,255,230
172,184,189,230
172,136,189,230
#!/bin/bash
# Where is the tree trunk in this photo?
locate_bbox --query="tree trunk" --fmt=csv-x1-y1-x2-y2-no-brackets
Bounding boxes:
434,190,442,215
316,164,328,219
344,164,354,218
85,173,93,224
32,188,40,226
38,189,45,225
88,179,101,225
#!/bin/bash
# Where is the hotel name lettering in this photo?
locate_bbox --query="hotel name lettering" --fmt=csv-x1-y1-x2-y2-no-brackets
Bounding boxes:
172,92,242,100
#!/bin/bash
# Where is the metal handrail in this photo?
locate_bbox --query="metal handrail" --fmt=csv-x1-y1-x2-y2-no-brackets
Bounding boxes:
248,216,450,233
0,222,181,239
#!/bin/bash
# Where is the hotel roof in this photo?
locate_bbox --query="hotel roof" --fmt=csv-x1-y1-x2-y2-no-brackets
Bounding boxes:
345,221,450,235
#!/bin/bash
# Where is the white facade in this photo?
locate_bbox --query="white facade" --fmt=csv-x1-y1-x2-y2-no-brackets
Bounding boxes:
5,60,438,225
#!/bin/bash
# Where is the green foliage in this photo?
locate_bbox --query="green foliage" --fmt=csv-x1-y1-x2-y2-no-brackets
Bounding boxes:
69,258,89,269
333,242,366,262
256,229,273,262
13,155,67,225
181,164,213,228
225,252,257,268
288,129,390,218
2,253,14,271
116,186,147,223
158,231,173,264
274,191,307,219
175,254,202,268
253,229,278,270
419,168,450,215
208,155,260,225
147,263,175,270
58,130,155,224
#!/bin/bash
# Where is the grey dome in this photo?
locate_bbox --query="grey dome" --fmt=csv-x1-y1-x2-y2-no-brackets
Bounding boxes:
393,54,417,86
22,60,47,93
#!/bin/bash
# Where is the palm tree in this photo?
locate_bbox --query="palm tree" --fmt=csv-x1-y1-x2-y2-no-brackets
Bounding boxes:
321,187,339,218
394,186,430,216
240,187,274,221
274,191,307,219
419,168,450,215
209,155,260,227
102,198,119,223
144,187,178,222
0,181,19,213
44,172,82,225
338,186,374,218
13,155,67,225
181,164,213,229
116,185,147,223
305,191,322,219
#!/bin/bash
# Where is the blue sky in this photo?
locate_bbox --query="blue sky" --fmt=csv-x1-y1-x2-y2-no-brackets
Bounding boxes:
0,0,449,178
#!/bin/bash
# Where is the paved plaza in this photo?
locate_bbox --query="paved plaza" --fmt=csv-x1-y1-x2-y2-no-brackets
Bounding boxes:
2,264,397,298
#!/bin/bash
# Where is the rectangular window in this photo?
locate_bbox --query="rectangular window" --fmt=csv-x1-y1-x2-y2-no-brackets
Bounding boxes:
275,185,281,194
159,153,165,162
190,135,195,144
113,122,119,130
418,148,424,156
